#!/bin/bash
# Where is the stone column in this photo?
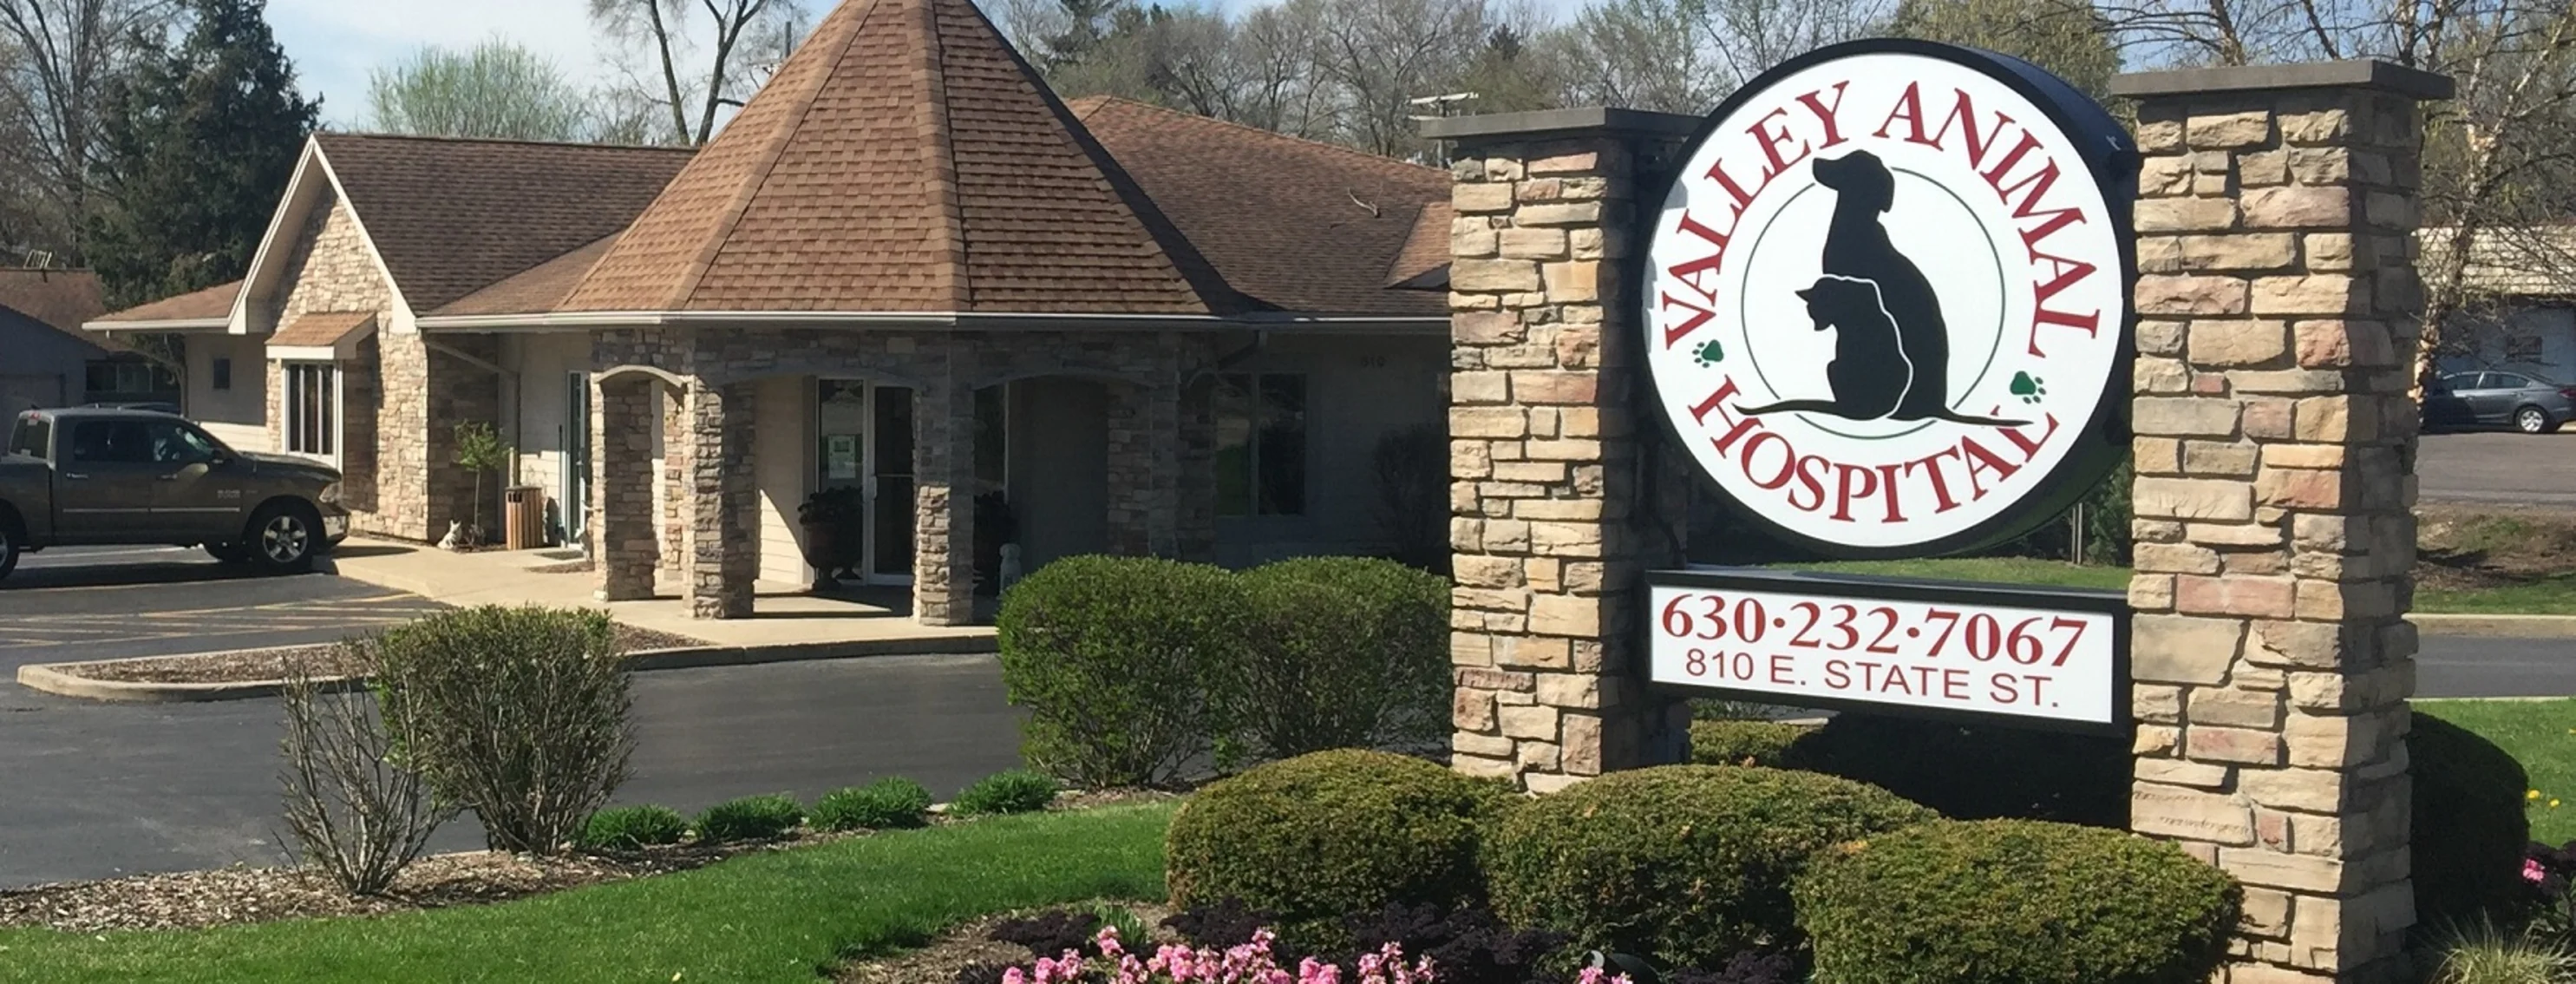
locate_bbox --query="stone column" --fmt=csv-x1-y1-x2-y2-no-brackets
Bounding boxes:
592,374,659,602
660,390,688,574
1426,108,1698,793
1104,376,1182,556
1175,375,1218,562
912,354,977,626
683,379,756,620
2113,61,2449,984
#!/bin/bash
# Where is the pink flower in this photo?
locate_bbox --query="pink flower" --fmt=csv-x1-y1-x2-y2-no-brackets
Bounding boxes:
2528,858,2551,884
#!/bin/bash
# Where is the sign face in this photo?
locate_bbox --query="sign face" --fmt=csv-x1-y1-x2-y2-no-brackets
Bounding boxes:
1647,568,2128,731
1641,40,2137,557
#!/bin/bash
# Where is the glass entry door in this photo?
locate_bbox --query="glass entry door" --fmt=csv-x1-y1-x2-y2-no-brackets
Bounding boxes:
816,380,915,585
563,372,591,548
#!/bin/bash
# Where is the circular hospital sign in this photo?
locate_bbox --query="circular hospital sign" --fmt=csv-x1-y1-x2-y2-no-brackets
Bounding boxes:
1641,39,2138,558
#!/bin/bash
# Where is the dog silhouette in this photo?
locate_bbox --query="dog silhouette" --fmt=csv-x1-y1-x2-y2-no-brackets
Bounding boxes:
1736,276,1912,420
1740,150,2024,427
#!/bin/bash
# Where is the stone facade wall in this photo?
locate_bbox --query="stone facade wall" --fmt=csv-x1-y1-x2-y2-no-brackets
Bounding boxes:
369,331,433,541
2119,70,2439,984
1444,127,1693,791
594,370,663,601
265,195,419,538
425,337,504,541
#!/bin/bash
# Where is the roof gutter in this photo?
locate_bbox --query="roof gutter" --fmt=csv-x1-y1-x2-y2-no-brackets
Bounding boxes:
415,310,1449,334
84,318,230,333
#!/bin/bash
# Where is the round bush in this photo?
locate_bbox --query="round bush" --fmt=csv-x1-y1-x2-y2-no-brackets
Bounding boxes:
2411,711,2530,925
1166,749,1515,946
580,804,686,850
1795,819,2239,984
951,769,1058,816
997,555,1252,788
1779,712,2130,824
695,793,803,843
1232,557,1449,758
1688,719,1814,767
1486,764,1934,968
813,777,934,831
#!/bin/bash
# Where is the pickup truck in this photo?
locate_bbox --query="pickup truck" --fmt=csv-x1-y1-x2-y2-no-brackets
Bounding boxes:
0,407,349,580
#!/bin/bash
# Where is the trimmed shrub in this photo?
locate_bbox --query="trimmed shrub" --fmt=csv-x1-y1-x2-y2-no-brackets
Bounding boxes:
1486,764,1934,968
812,777,934,831
1779,712,2130,825
1166,750,1516,946
368,605,633,854
1232,557,1449,758
581,804,687,850
2413,712,2531,925
694,793,803,843
951,769,1057,816
1689,719,1813,767
997,555,1251,788
1795,818,2239,984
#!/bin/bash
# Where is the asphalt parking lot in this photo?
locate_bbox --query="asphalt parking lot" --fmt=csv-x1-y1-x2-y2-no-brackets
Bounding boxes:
0,546,446,671
2418,430,2576,508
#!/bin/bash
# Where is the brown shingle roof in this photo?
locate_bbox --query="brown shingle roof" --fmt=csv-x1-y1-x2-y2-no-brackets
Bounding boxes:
1069,97,1451,317
1387,201,1455,288
92,279,239,325
435,234,622,317
270,311,376,348
0,268,106,334
562,0,1228,314
314,134,694,312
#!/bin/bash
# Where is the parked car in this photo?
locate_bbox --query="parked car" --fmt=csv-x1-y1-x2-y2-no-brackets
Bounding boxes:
2422,371,2576,434
0,407,349,580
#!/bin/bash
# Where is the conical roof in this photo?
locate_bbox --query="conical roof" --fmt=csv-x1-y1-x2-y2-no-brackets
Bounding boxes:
562,0,1232,314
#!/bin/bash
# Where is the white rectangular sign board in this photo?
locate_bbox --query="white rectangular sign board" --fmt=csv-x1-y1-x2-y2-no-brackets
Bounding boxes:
1646,569,2128,731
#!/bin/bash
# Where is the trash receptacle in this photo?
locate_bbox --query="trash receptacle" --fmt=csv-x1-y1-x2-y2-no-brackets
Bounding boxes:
503,485,546,551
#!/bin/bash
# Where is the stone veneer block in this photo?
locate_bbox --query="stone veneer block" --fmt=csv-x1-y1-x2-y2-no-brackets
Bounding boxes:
2121,61,2443,984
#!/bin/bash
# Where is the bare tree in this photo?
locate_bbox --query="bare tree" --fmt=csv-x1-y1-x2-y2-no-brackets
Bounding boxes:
0,0,171,258
278,659,454,896
368,39,594,141
588,0,807,146
1550,0,1730,114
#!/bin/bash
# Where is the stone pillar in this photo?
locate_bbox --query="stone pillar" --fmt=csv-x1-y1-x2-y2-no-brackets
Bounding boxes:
592,374,659,602
912,358,977,626
1427,108,1698,793
2113,61,2449,984
660,390,688,574
1104,373,1182,557
1175,375,1218,562
683,379,756,620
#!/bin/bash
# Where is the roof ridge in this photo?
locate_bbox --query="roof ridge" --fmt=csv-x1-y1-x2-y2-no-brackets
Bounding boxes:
1083,95,1449,180
317,130,696,154
662,0,884,309
917,0,971,309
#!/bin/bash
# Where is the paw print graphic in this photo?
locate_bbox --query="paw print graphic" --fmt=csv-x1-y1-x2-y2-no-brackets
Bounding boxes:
1694,339,1725,367
2010,371,2047,405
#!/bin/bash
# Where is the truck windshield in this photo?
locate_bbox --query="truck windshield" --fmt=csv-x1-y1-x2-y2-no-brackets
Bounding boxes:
5,416,46,457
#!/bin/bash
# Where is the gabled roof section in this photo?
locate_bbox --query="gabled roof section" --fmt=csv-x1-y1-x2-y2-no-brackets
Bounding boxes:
0,267,107,336
311,134,695,312
90,279,239,328
562,0,1228,315
1069,96,1452,317
271,311,376,348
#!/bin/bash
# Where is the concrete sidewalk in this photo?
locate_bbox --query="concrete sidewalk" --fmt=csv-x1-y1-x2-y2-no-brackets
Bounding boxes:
324,537,996,652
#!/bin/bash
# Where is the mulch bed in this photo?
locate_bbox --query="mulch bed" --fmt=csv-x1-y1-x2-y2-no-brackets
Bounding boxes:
2416,505,2576,593
834,902,1178,984
0,845,755,934
49,625,711,686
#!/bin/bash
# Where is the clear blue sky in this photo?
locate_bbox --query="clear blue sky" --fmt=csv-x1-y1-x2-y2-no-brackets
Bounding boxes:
269,0,1597,128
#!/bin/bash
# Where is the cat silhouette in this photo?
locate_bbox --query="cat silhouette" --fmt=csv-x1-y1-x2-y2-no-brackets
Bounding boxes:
1735,276,1914,420
1758,149,2024,427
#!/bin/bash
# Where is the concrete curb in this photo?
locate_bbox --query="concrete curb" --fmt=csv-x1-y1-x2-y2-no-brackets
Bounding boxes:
2411,613,2576,638
15,636,1001,704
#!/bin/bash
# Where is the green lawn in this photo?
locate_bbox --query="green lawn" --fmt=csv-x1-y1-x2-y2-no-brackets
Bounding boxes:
0,804,1174,984
2420,699,2576,844
1778,558,2576,614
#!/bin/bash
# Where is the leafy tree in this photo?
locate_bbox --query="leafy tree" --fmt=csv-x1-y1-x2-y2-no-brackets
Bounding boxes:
367,39,593,141
1886,0,2119,99
85,0,317,309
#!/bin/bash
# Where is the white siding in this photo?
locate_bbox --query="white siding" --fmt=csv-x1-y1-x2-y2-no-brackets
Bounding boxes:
186,334,268,450
757,375,812,586
501,333,591,543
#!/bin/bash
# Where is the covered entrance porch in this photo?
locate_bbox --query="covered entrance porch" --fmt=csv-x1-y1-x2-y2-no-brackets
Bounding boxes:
585,328,1215,626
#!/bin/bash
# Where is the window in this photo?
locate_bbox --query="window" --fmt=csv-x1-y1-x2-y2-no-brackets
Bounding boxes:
70,421,154,462
6,416,48,457
2507,336,2546,364
147,421,219,463
83,360,179,399
212,358,232,391
284,363,336,456
1214,373,1307,516
2493,373,2534,390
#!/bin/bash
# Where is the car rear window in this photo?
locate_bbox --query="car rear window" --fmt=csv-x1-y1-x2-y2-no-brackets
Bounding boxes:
5,415,46,457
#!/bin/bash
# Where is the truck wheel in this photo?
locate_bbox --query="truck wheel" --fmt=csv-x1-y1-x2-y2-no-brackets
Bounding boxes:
246,502,320,574
205,542,251,564
0,519,18,581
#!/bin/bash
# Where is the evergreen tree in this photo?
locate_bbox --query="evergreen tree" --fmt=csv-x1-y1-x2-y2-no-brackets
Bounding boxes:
86,0,320,308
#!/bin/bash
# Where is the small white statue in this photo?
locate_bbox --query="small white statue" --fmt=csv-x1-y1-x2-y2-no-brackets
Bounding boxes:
998,543,1023,589
437,520,464,551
